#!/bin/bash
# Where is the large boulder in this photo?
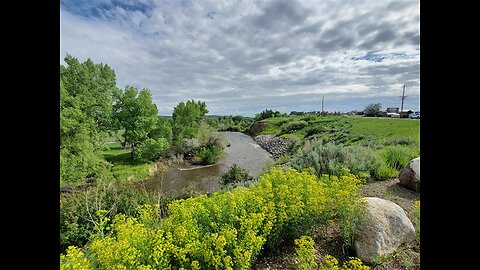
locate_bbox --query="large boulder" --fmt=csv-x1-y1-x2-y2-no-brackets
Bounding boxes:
354,197,415,264
399,157,420,192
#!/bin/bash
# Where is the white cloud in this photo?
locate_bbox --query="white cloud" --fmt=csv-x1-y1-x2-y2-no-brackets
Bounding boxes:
60,0,420,116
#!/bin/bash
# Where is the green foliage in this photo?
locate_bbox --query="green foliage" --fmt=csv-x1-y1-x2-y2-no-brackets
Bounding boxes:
254,109,285,121
291,141,381,180
294,236,317,270
60,168,365,269
373,162,398,180
150,117,173,144
102,143,156,182
60,181,163,253
208,115,254,133
60,246,93,270
378,145,418,171
112,86,161,161
282,120,308,133
60,54,118,185
363,103,382,117
195,144,223,165
220,164,253,187
304,125,328,138
172,100,208,143
136,138,169,161
320,254,370,270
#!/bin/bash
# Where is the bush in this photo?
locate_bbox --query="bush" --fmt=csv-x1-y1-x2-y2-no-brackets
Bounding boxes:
220,164,253,187
320,254,370,269
374,163,398,180
304,125,327,138
60,181,163,253
195,144,223,165
60,168,365,269
379,145,418,171
282,120,308,133
136,138,169,161
291,140,382,180
295,236,317,270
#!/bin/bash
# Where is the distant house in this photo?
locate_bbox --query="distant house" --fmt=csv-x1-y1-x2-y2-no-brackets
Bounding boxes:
399,109,414,118
386,107,399,113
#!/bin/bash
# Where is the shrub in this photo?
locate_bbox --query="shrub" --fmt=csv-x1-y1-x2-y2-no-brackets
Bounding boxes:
291,140,382,180
60,168,365,269
379,145,418,171
220,164,253,187
136,138,169,161
374,162,398,180
282,120,308,133
60,181,162,253
195,144,223,165
304,125,327,138
301,114,317,122
295,236,317,270
320,254,370,270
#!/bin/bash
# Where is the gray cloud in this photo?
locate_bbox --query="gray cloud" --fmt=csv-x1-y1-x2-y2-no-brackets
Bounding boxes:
60,0,420,116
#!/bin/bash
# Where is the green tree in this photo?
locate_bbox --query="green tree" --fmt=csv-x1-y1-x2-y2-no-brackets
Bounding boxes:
60,54,117,185
364,103,382,117
112,86,166,161
172,100,208,143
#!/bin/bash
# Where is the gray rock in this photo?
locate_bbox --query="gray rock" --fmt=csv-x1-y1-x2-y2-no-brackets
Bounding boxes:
399,157,420,192
253,135,291,159
354,197,416,264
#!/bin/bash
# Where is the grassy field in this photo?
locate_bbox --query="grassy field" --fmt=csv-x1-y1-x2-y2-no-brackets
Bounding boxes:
102,142,156,182
257,115,419,148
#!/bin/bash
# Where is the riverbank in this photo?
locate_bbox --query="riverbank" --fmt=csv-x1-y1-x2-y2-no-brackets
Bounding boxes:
253,135,291,159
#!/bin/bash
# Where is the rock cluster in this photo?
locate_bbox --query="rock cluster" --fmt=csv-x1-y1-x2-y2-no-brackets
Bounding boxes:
254,135,291,159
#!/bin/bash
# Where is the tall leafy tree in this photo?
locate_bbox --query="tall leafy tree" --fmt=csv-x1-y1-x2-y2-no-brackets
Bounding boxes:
172,100,208,143
60,54,117,185
112,86,167,161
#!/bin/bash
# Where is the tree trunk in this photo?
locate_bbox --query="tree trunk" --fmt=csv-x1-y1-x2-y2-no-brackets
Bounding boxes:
131,144,136,164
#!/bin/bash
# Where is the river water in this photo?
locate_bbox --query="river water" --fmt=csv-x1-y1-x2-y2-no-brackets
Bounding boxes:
138,132,273,196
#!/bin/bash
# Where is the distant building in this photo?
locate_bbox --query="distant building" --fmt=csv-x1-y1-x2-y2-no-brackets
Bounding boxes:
386,107,399,113
399,109,414,118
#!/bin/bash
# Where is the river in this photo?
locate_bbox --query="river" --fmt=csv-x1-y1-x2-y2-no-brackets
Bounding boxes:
138,132,273,196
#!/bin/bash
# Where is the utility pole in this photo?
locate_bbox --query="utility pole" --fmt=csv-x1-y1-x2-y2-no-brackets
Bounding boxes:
321,96,324,114
400,84,406,114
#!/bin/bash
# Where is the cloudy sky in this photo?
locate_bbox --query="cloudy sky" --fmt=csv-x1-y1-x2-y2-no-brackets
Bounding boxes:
60,0,420,116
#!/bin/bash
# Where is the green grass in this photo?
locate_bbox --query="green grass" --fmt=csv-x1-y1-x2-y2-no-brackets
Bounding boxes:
346,117,420,145
102,142,156,182
258,115,419,147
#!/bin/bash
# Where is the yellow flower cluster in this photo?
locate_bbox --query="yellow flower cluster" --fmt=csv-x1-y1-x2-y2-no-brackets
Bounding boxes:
60,168,365,269
321,254,370,270
295,236,318,270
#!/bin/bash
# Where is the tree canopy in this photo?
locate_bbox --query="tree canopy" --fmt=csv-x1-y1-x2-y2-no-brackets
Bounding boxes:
112,86,168,161
364,103,382,117
172,99,208,143
60,55,117,184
